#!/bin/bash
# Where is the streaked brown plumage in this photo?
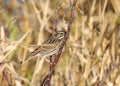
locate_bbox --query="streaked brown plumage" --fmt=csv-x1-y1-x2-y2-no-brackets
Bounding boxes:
21,31,66,64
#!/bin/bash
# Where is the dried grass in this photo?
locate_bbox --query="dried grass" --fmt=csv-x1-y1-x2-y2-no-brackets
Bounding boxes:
0,0,120,86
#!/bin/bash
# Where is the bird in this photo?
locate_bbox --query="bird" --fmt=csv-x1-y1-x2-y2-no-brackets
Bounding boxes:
21,31,66,64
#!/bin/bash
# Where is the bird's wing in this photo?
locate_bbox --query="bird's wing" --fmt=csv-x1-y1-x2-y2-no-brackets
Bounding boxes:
21,43,59,64
29,43,58,56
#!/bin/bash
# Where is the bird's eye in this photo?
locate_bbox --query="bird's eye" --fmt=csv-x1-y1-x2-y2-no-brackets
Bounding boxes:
60,32,64,35
60,33,64,36
55,32,65,38
61,33,64,35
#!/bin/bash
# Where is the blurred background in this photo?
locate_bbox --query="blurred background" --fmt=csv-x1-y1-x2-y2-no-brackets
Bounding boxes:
0,0,120,86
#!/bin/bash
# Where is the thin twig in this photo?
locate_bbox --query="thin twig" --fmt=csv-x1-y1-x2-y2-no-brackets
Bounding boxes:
40,0,77,86
98,62,120,86
52,0,61,32
3,69,12,86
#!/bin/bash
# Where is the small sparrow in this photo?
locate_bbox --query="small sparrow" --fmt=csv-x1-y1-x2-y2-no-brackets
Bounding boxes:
21,31,66,64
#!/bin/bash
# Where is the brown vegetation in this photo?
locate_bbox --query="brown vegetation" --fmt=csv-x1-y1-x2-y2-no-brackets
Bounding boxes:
0,0,120,86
